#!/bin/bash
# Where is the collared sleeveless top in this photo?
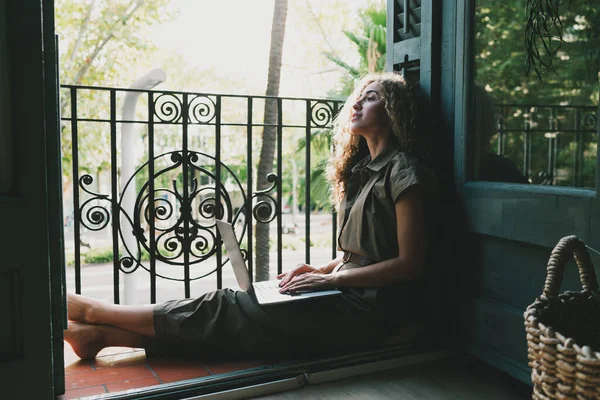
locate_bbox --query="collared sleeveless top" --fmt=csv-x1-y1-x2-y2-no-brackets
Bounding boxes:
337,142,439,264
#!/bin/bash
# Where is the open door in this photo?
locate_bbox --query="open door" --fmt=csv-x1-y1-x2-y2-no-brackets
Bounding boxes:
450,0,600,383
0,0,65,398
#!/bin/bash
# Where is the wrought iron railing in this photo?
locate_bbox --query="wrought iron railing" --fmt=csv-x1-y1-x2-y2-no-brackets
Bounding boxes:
493,103,597,187
61,84,598,303
61,84,343,304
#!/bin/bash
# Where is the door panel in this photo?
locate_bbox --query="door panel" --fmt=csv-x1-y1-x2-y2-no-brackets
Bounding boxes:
386,0,439,96
0,265,21,360
0,0,61,397
449,0,600,385
465,297,531,384
0,0,10,193
463,183,593,247
477,236,589,308
47,31,67,400
386,0,425,70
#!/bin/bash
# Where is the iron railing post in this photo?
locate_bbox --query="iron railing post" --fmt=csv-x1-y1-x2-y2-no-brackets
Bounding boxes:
246,98,254,281
574,108,583,187
110,89,120,303
331,101,340,260
497,106,504,155
182,93,190,298
524,106,531,180
148,91,157,303
69,87,82,295
305,100,311,265
277,99,283,276
215,95,222,290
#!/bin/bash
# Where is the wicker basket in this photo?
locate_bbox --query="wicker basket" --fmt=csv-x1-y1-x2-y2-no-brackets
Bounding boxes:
524,235,600,400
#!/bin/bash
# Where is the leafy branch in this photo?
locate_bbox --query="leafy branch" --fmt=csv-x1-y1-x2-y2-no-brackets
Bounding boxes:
71,0,146,84
524,0,573,81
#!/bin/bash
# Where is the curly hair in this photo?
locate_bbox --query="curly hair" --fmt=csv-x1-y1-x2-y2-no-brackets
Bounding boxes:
327,72,428,207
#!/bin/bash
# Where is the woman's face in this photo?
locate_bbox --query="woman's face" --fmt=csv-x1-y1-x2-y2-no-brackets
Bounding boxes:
349,82,390,137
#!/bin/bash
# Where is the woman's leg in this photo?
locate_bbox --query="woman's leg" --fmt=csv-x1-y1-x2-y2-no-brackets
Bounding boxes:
68,293,156,337
64,321,149,360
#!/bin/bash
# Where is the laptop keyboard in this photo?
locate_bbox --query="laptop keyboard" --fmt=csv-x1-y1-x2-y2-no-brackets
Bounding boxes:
251,279,341,304
253,280,282,294
253,280,293,302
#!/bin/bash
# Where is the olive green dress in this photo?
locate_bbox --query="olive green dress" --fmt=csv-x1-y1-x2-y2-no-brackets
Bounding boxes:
148,142,439,360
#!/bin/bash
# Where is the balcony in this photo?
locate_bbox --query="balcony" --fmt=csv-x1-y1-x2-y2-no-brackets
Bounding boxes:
60,348,531,399
58,84,577,399
60,84,343,304
61,85,598,302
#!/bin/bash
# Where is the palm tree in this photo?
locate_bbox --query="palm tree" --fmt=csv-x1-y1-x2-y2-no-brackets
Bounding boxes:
255,0,289,282
325,2,386,96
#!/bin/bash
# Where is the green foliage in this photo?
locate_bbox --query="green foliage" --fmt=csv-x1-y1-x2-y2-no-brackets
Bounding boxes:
524,0,576,81
309,159,332,208
476,1,599,105
56,0,175,87
324,0,386,96
56,0,176,186
82,247,117,264
297,128,332,153
79,246,178,265
476,0,599,187
296,129,334,210
298,2,386,209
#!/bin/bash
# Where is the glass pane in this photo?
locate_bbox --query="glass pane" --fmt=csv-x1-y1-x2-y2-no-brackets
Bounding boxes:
473,1,598,187
0,1,12,193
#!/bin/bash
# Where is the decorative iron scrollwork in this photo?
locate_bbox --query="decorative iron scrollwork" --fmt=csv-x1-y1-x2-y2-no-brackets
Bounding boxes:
534,171,553,185
119,256,138,274
153,93,218,125
310,101,335,128
78,174,111,231
188,95,216,124
154,93,183,123
582,110,597,131
104,150,252,279
252,173,278,224
240,248,249,262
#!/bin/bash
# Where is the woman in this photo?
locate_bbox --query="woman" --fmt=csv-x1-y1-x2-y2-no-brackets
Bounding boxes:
65,72,439,360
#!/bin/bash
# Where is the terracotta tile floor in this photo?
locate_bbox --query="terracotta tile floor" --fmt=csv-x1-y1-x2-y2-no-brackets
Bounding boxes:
59,323,423,399
60,343,270,400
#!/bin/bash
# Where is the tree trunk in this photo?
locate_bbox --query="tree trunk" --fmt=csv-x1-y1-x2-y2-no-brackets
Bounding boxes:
255,0,289,282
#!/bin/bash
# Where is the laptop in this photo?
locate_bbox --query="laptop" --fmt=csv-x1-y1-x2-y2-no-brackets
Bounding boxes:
215,219,342,305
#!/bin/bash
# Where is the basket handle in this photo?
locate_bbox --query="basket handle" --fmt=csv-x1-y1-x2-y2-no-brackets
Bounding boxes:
543,235,598,299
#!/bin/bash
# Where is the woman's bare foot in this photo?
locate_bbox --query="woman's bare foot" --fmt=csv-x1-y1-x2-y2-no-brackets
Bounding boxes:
64,321,106,360
67,293,100,324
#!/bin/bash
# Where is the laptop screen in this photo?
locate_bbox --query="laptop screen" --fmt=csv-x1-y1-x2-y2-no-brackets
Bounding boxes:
215,219,251,291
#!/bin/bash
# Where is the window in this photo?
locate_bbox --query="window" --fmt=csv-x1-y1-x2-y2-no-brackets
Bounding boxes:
472,1,598,188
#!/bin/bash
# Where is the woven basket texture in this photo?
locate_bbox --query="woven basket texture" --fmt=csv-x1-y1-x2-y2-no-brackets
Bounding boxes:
524,235,600,400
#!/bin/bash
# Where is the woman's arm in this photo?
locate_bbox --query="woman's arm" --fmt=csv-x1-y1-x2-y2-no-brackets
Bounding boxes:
318,255,344,274
279,186,427,292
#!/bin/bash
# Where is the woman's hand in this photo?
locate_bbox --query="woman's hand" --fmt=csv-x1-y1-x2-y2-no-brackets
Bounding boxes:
276,263,322,288
277,264,333,293
278,270,336,293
